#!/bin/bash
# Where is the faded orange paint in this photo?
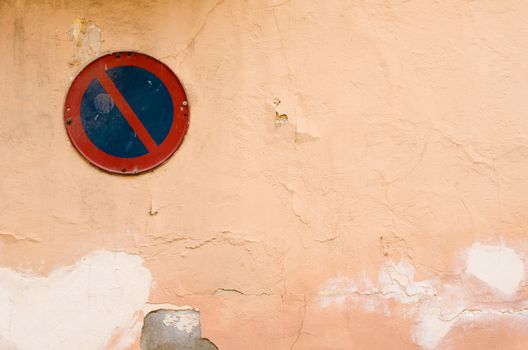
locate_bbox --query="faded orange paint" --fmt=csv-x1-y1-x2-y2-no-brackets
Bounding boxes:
1,0,528,349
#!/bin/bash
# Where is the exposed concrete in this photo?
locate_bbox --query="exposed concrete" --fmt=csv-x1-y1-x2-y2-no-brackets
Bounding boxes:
141,310,217,350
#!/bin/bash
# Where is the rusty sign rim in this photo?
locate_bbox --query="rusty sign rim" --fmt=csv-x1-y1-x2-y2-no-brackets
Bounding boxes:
64,51,190,175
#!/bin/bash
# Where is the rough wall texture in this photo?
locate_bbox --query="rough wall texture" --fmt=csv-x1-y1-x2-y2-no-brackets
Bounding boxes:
1,0,528,349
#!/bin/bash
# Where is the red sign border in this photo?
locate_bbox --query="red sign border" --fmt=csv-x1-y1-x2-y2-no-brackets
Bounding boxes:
64,52,190,174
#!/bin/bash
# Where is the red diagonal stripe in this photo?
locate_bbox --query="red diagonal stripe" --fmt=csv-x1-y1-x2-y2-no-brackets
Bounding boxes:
96,71,158,153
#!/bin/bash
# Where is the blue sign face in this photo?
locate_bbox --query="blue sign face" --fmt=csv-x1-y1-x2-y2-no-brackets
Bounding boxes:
80,65,174,158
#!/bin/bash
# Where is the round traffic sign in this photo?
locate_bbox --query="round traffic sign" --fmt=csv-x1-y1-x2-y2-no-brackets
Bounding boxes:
64,52,189,174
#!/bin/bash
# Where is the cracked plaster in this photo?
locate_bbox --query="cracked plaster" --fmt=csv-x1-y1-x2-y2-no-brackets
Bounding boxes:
2,0,528,349
320,242,528,349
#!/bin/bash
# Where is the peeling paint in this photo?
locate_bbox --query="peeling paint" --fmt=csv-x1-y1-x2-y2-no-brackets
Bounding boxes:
273,98,288,126
68,17,101,67
319,259,437,311
320,242,528,349
294,113,320,143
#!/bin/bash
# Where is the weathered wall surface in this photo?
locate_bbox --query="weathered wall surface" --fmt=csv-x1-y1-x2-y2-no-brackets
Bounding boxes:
1,0,528,349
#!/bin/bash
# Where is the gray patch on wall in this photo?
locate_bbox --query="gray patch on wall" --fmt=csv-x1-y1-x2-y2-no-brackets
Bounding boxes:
141,309,218,350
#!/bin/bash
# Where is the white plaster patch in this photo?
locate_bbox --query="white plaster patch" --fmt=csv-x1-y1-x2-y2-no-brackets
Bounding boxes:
378,260,437,304
162,311,200,333
466,243,524,295
319,242,528,350
0,251,151,350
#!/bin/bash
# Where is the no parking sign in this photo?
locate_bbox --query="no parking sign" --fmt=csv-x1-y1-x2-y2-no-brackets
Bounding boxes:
64,52,189,174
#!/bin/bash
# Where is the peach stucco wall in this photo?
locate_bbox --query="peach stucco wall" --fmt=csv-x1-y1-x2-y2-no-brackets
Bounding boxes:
1,0,528,349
